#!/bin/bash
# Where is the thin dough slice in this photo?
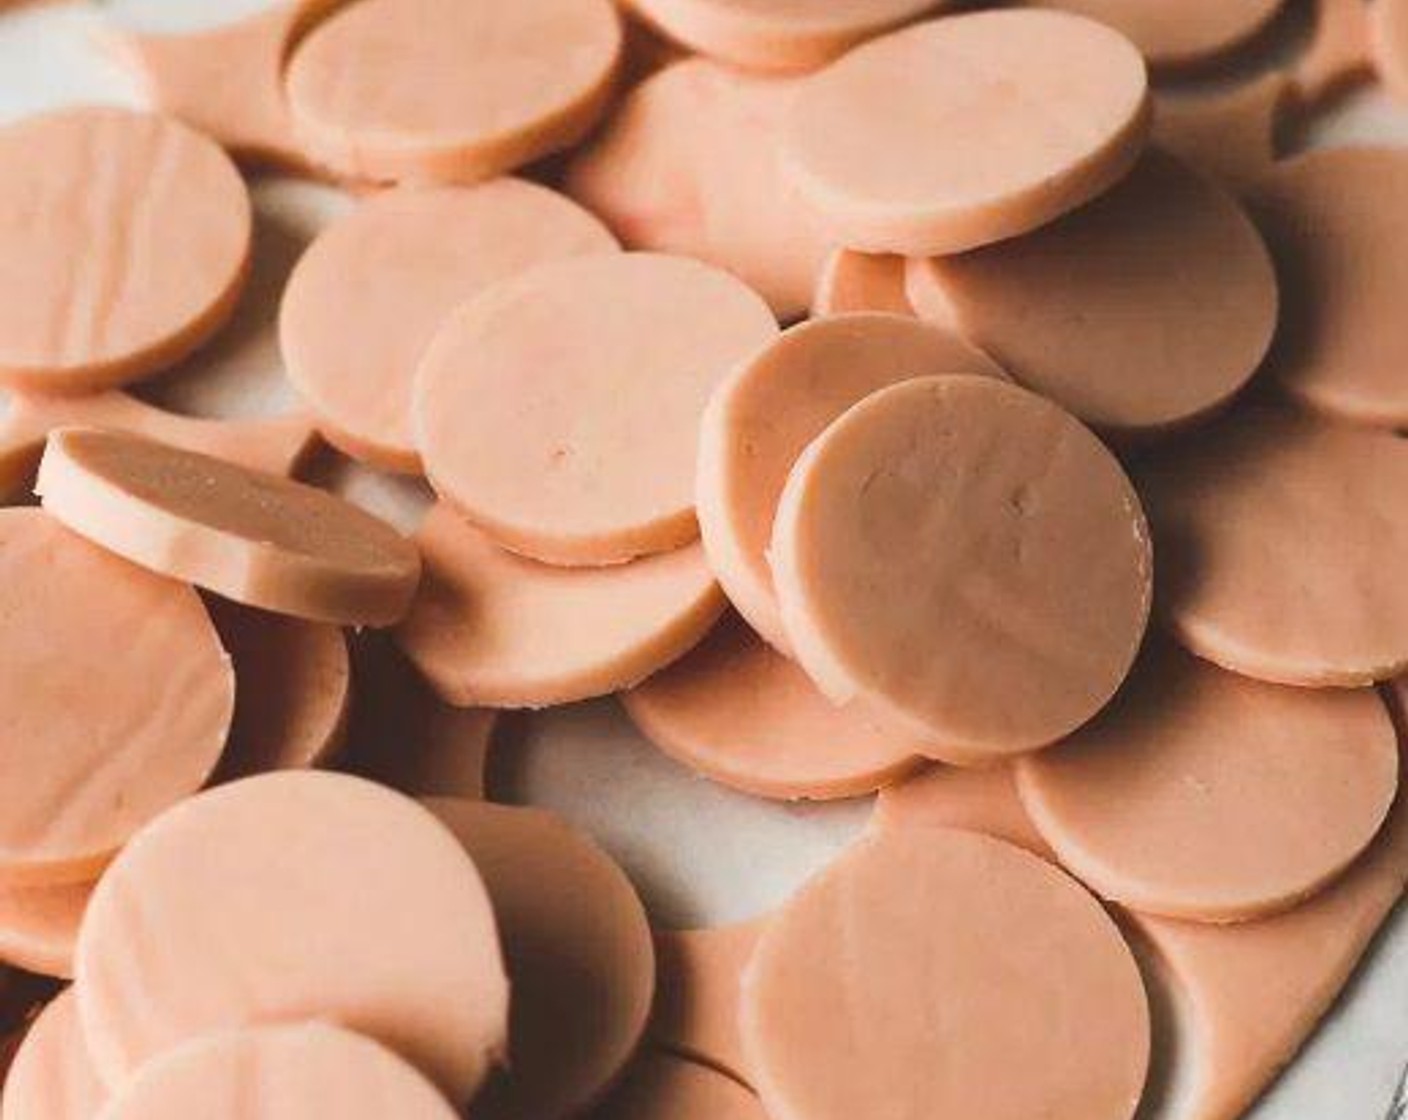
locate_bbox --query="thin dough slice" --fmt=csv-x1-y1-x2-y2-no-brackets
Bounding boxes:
1249,146,1408,426
37,428,421,627
1,991,106,1120
284,0,623,184
0,107,251,392
871,763,1054,859
0,877,93,979
424,800,655,1120
1299,0,1374,105
1016,644,1399,922
1030,0,1284,69
696,313,1004,653
396,504,725,708
564,58,829,320
280,181,618,472
623,612,922,800
74,772,509,1103
97,1023,457,1120
0,509,232,886
1152,75,1291,193
598,1053,768,1119
415,253,776,566
810,250,911,317
772,376,1151,760
741,827,1150,1120
905,149,1277,434
1136,403,1408,685
782,10,1151,255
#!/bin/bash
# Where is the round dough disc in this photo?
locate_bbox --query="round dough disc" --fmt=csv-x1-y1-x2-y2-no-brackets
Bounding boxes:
0,877,93,979
2,990,107,1120
1032,0,1285,68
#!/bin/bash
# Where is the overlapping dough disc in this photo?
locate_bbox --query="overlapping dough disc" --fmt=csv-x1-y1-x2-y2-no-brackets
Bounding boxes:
1031,0,1284,68
1,990,106,1120
0,877,93,978
810,250,911,316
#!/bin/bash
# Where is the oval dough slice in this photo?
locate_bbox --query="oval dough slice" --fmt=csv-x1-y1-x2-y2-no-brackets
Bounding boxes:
395,504,725,708
280,181,618,472
424,800,654,1120
741,827,1150,1120
74,771,508,1103
772,376,1151,760
697,313,1004,652
623,612,922,800
1031,0,1284,68
0,107,251,392
1248,146,1408,426
782,10,1151,255
1136,403,1408,685
0,877,93,979
36,427,421,627
564,58,829,320
871,763,1054,859
905,149,1277,434
415,253,777,566
810,250,911,316
97,1023,457,1120
1,991,106,1120
0,508,232,886
598,1053,768,1120
1152,74,1291,192
284,0,623,184
1016,644,1399,921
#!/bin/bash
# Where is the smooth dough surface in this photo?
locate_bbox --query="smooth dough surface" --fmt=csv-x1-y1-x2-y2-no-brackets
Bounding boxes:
1017,644,1399,921
0,107,250,391
37,427,421,626
1152,74,1290,192
1136,402,1408,685
771,376,1151,759
424,800,655,1120
280,181,618,471
741,827,1150,1120
782,10,1151,255
1372,0,1408,103
0,508,231,886
1030,0,1284,68
74,772,508,1103
1,991,106,1120
696,312,1004,652
0,876,93,978
284,0,623,183
623,612,922,800
810,250,911,317
415,253,777,566
396,504,724,708
597,1053,768,1120
871,763,1054,859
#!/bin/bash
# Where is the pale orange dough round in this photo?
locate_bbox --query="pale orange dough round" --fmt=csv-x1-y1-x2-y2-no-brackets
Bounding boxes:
36,428,421,627
625,0,944,71
284,0,623,184
696,312,1004,653
1,991,106,1120
623,612,922,800
415,253,777,566
772,376,1151,760
1248,147,1408,426
564,58,829,320
1373,0,1408,102
0,509,232,887
1030,0,1284,69
74,771,508,1103
396,504,725,708
781,10,1151,256
810,250,911,316
0,107,250,392
599,1053,768,1120
905,149,1277,434
206,599,351,781
1136,403,1408,686
871,763,1054,860
97,1023,458,1120
1152,74,1291,193
0,877,93,978
741,827,1150,1120
1017,644,1399,922
280,181,618,472
424,800,654,1120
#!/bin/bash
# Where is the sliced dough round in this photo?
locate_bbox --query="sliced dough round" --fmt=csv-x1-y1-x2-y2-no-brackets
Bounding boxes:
697,312,1004,652
564,57,828,320
782,10,1150,255
74,771,508,1103
0,508,232,886
1017,644,1399,921
396,504,724,708
871,763,1054,859
1032,0,1284,68
1249,146,1408,426
1152,73,1291,192
415,252,776,566
284,0,622,184
280,181,618,472
811,250,911,316
424,800,654,1120
741,827,1149,1120
905,149,1277,434
1136,403,1408,685
0,877,93,978
36,427,421,627
1,991,106,1120
772,376,1151,760
623,612,922,800
98,1023,457,1120
0,107,250,391
624,0,944,71
599,1053,768,1119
